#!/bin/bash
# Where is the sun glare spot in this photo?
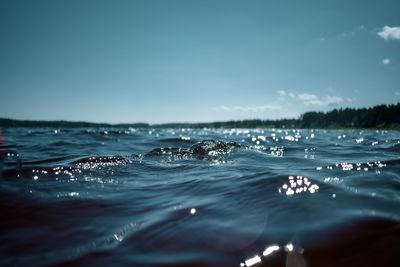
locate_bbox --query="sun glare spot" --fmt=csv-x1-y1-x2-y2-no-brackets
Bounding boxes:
244,255,261,267
285,243,294,252
263,245,280,256
280,176,319,195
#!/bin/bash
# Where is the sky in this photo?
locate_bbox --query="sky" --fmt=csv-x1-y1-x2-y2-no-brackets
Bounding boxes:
0,0,399,124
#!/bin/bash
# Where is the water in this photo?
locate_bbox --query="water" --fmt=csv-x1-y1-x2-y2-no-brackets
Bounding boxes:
0,127,399,267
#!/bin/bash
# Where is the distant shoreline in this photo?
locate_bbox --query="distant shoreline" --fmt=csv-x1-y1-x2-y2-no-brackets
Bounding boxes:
1,103,399,129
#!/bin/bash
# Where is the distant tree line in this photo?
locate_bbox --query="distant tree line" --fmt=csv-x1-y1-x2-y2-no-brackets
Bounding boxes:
1,103,399,129
299,103,400,129
0,119,149,128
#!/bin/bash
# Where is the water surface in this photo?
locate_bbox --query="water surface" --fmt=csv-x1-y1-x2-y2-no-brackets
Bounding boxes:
0,128,399,267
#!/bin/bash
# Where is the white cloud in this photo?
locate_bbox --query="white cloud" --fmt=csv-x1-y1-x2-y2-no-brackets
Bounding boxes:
282,92,351,107
277,89,352,107
395,92,400,96
320,26,367,42
317,96,343,106
382,58,391,65
378,26,400,40
297,93,318,101
213,105,282,112
277,90,287,96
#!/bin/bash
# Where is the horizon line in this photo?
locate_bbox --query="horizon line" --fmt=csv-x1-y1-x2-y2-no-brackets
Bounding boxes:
1,102,399,126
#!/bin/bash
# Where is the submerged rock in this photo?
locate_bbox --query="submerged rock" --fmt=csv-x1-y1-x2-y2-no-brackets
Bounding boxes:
146,147,186,157
142,139,241,162
190,139,241,156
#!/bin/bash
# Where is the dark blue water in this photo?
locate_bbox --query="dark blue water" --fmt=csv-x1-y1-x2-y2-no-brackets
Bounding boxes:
0,128,399,267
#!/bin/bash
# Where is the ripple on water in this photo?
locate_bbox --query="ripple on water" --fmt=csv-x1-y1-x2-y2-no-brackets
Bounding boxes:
0,128,399,267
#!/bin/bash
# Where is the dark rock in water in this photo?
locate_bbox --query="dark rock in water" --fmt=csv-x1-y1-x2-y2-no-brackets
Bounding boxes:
142,140,241,161
146,147,187,157
190,140,240,156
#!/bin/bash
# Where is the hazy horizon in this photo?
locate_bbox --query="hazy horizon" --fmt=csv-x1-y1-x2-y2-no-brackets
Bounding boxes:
1,101,399,125
1,0,400,124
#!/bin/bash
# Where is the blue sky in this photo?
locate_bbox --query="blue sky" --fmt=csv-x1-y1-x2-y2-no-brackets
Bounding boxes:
0,0,399,123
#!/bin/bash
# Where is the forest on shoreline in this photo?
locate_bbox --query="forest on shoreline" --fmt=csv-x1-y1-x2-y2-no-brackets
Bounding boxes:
1,103,399,129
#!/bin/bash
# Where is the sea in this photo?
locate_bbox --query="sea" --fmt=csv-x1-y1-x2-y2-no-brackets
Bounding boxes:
0,127,399,267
